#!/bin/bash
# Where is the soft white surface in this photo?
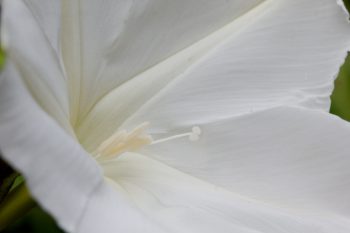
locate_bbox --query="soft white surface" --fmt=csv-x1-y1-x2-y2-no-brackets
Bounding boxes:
1,0,70,131
76,179,167,233
58,0,264,123
120,0,350,134
141,107,350,216
23,0,264,125
104,149,350,233
75,0,350,152
1,0,350,232
101,107,350,232
3,0,350,150
0,62,102,233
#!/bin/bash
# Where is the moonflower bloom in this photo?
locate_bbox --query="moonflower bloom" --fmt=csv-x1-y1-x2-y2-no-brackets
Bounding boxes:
1,0,350,232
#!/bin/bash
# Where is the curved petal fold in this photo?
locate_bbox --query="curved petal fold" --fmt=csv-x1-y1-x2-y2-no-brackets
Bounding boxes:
0,63,102,233
60,0,264,121
1,0,69,130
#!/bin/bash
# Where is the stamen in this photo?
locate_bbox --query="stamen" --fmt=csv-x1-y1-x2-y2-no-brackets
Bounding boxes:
94,122,152,160
151,126,201,145
93,123,201,161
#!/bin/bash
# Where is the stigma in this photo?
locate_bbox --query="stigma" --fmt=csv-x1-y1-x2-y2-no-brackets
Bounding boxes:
94,122,201,161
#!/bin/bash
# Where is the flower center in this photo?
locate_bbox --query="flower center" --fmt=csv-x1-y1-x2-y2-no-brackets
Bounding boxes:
93,122,201,161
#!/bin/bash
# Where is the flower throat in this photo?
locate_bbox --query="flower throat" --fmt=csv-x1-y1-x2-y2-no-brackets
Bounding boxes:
93,122,201,161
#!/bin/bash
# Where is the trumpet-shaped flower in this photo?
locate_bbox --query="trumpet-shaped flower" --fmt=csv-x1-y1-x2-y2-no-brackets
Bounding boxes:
1,0,350,232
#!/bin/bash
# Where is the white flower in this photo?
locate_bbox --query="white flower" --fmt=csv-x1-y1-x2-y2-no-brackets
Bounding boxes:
1,0,350,232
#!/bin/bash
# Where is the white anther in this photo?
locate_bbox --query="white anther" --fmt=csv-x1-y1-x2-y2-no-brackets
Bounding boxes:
192,126,201,135
189,126,201,141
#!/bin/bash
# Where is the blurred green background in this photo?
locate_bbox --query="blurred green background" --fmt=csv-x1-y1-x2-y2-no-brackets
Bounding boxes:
1,1,350,233
331,55,350,121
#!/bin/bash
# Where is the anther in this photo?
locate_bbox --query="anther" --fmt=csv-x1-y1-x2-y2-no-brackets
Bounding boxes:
151,126,202,145
94,122,152,160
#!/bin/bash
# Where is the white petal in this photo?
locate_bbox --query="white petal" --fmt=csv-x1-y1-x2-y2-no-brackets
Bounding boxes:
78,0,350,151
102,152,350,233
123,0,350,129
141,106,350,216
22,0,61,53
0,63,102,233
1,0,70,131
62,0,264,124
76,180,167,233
